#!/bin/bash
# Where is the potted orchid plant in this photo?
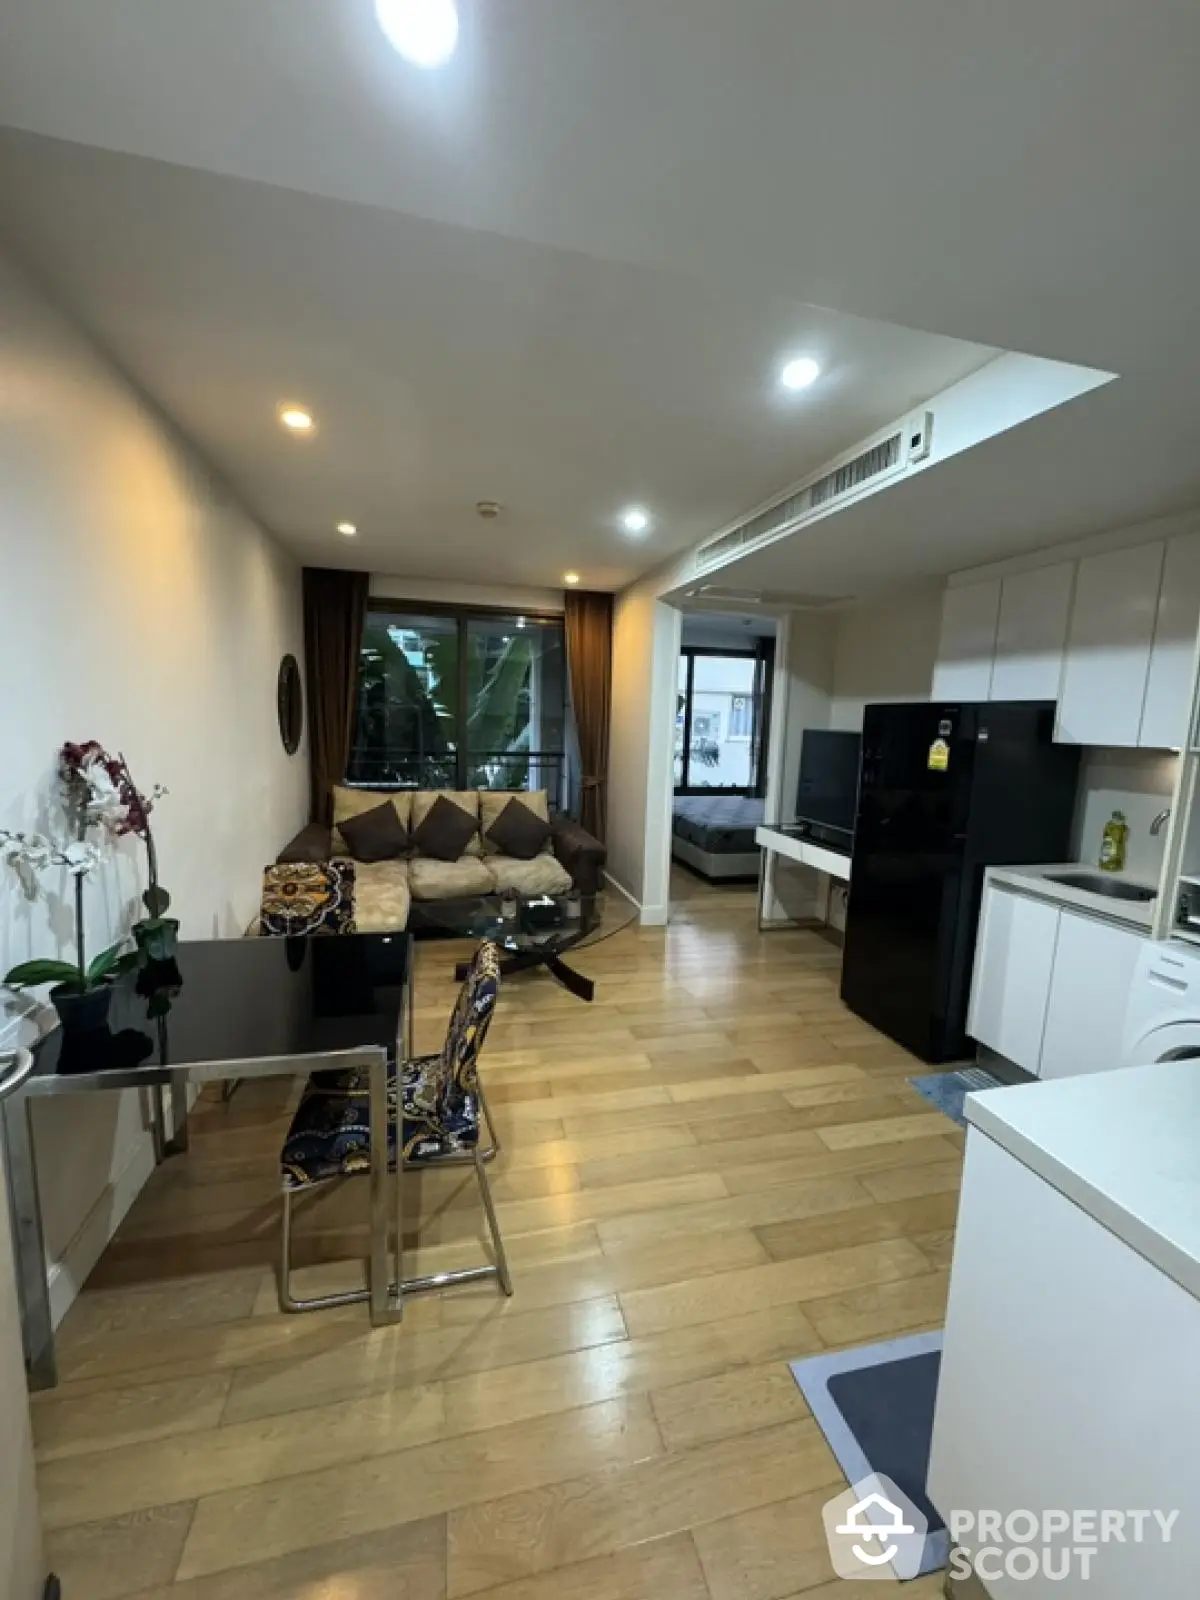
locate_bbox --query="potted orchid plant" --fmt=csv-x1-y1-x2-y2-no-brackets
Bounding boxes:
1,742,171,1035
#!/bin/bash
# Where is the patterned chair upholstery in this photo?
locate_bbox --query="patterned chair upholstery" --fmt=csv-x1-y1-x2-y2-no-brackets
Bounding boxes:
276,942,510,1313
281,941,501,1186
260,861,356,937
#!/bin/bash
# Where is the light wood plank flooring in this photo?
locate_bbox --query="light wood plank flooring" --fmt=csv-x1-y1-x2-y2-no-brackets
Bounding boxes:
33,869,960,1599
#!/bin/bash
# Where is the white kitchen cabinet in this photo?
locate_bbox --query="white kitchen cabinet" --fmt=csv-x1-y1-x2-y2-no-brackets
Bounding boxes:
1055,541,1165,746
989,561,1074,702
932,580,1001,702
1038,910,1144,1079
1140,530,1200,750
967,885,1059,1071
930,1124,1198,1599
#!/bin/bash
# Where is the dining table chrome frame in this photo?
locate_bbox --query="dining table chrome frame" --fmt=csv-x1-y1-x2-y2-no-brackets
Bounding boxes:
2,1037,404,1393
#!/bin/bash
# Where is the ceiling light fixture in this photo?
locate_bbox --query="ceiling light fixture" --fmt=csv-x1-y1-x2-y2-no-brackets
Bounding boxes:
620,506,651,535
375,0,459,67
278,403,316,433
779,356,821,392
337,522,358,537
564,572,581,586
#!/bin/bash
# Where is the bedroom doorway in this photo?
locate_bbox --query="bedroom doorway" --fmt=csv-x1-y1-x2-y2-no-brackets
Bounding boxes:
669,611,776,918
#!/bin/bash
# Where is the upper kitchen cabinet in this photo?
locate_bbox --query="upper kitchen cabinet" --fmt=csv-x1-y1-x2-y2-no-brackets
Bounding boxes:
931,580,1000,701
1055,542,1164,747
990,562,1074,702
1140,531,1200,751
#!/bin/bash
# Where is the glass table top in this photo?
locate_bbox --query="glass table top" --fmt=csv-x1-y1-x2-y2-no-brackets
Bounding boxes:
26,935,408,1088
415,890,638,954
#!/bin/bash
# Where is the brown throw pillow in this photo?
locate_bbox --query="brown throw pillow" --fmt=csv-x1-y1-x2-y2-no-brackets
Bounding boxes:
412,794,479,862
337,800,410,863
486,798,553,861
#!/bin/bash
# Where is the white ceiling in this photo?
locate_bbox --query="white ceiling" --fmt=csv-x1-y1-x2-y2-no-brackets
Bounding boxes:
2,0,1199,593
0,130,992,589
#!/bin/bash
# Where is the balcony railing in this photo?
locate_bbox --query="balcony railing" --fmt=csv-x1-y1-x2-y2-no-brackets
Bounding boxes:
345,749,568,809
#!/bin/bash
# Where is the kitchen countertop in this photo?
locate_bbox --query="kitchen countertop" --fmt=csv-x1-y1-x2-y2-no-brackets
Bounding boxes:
966,1063,1200,1301
985,861,1158,930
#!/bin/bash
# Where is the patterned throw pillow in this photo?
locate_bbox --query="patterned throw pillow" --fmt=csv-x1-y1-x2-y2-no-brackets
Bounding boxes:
260,862,357,937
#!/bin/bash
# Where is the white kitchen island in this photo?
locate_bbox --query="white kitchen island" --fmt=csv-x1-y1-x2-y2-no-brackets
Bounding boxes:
928,1064,1200,1597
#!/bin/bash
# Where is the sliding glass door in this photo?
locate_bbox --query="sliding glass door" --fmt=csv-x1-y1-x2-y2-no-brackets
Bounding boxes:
674,646,772,794
348,605,568,801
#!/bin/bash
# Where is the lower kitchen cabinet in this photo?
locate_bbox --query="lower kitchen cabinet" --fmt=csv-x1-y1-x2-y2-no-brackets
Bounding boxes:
1038,911,1144,1079
967,886,1059,1072
969,882,1147,1077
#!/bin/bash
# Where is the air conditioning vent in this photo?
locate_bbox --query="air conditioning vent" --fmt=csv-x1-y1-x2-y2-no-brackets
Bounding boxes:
807,433,902,508
694,427,906,573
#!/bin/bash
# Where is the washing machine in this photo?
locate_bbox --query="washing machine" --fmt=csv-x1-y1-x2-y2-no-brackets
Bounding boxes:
1122,938,1200,1065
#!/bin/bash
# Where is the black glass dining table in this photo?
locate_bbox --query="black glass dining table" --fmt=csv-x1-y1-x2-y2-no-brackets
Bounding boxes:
1,933,412,1390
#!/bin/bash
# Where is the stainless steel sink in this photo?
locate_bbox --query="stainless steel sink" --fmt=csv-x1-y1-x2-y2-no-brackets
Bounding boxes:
1045,871,1157,903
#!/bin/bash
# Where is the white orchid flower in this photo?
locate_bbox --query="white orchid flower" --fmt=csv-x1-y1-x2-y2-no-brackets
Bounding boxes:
61,842,101,877
82,766,129,830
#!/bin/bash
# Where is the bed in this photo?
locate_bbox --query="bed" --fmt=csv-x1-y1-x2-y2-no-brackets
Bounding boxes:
671,794,764,881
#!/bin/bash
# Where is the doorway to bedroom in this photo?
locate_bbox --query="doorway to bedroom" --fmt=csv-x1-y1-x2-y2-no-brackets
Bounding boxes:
669,611,776,921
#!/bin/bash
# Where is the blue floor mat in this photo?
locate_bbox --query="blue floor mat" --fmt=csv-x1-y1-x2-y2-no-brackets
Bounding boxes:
790,1331,948,1577
908,1066,1005,1128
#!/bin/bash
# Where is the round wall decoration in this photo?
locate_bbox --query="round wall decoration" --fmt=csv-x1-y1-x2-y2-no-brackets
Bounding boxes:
277,654,303,754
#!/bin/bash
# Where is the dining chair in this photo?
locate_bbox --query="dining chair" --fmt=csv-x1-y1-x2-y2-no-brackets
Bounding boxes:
276,940,512,1313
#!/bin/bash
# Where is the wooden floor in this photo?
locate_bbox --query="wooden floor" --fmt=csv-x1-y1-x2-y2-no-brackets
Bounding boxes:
34,868,960,1600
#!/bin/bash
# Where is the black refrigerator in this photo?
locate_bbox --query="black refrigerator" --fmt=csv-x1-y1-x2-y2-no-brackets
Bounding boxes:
840,701,1080,1064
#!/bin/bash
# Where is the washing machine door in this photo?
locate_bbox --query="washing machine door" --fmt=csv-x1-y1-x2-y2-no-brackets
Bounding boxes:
1122,941,1200,1066
1125,1020,1200,1066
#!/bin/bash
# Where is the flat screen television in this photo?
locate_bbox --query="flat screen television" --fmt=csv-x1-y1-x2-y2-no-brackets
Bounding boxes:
795,729,861,852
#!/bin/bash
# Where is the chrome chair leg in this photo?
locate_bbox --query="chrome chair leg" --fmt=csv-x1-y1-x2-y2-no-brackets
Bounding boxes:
474,1145,513,1296
278,1182,372,1313
476,1079,502,1163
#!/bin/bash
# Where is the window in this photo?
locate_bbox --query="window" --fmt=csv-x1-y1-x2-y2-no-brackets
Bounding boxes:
674,645,773,793
349,605,568,801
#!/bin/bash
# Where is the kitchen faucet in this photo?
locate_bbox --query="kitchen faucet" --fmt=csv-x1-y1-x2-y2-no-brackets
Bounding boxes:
1151,808,1171,836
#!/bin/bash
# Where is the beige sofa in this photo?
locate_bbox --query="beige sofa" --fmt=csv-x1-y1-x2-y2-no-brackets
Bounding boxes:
278,787,607,936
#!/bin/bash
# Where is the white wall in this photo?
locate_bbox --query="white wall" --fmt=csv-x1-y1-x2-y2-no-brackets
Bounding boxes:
607,579,680,920
0,247,307,1321
828,583,944,730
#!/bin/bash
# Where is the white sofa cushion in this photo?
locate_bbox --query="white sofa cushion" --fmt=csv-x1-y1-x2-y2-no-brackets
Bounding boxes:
485,853,572,897
408,856,494,901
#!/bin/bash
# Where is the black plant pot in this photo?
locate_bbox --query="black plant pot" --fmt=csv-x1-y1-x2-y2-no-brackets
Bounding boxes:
50,982,112,1038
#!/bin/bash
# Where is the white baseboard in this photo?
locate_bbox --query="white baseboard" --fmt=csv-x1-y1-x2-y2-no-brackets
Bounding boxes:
603,871,669,927
603,871,641,911
46,1130,158,1328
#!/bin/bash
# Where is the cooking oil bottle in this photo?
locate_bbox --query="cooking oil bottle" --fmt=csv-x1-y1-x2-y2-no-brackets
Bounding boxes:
1099,809,1129,873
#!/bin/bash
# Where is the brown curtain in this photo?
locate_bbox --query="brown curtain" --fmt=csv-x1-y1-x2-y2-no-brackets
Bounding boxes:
564,589,613,842
302,567,370,823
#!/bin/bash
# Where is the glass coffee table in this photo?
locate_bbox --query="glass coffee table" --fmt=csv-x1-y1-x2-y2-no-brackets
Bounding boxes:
421,891,638,1002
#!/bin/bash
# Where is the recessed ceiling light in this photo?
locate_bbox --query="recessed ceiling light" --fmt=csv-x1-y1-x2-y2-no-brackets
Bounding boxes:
337,522,358,537
375,0,459,67
620,506,651,535
779,356,821,391
278,403,316,433
564,572,581,586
